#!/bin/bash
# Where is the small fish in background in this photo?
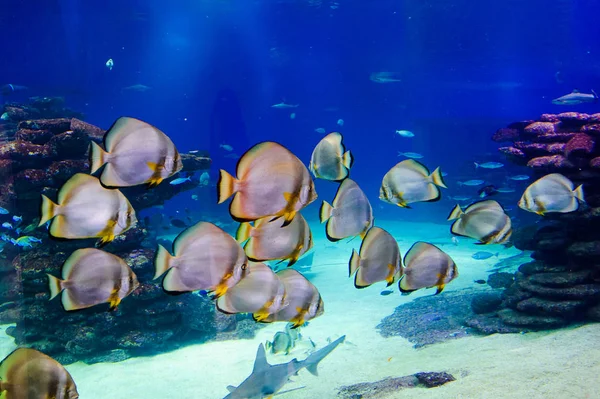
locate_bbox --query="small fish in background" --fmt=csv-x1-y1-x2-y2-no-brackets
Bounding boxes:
369,71,401,83
263,269,324,327
399,241,458,295
290,112,296,119
474,162,504,169
0,112,9,121
266,331,294,355
447,199,512,245
236,213,312,267
14,236,41,248
349,226,402,288
474,279,487,284
105,58,114,70
380,289,394,296
458,179,485,186
169,176,192,185
12,215,22,222
472,251,499,260
189,150,199,154
397,151,424,159
314,127,326,134
379,159,447,207
452,237,459,246
218,141,317,225
220,143,233,151
478,185,498,198
39,174,137,244
90,117,182,187
337,118,344,126
496,187,516,193
0,348,79,399
199,171,210,186
191,194,199,201
170,218,187,228
518,173,584,215
309,132,353,181
320,178,373,241
216,262,286,321
271,101,299,109
47,248,139,311
154,221,248,297
1,222,12,229
395,130,414,138
449,195,471,201
121,84,151,92
509,175,530,181
552,89,598,105
0,84,28,96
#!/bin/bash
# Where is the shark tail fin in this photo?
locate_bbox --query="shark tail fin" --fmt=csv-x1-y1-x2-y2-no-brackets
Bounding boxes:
304,335,346,376
592,89,598,101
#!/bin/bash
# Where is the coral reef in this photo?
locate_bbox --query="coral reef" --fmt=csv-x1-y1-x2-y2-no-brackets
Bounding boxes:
0,103,260,364
336,371,455,398
467,112,600,333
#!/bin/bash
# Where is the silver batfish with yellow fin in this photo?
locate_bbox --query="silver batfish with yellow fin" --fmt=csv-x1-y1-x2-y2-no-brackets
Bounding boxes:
0,348,79,399
39,173,137,244
90,116,182,187
218,141,317,226
447,199,512,244
154,221,248,297
263,269,323,328
400,241,458,295
216,262,287,322
379,159,447,207
236,213,313,267
518,173,584,215
349,226,402,288
47,248,139,311
309,132,353,181
320,178,373,242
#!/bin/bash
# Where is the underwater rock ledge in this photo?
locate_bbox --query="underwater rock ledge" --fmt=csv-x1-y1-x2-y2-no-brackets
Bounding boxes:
337,371,455,398
0,101,263,365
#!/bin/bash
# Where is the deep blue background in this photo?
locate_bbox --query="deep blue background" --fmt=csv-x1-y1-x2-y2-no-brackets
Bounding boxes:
1,0,598,223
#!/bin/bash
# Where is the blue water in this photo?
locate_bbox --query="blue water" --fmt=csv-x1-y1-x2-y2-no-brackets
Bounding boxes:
1,1,600,397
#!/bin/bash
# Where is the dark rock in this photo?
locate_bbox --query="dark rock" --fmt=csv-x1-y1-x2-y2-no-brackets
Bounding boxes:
499,146,527,164
591,157,600,169
15,129,54,144
492,128,520,142
514,141,565,157
512,225,539,251
487,272,514,289
515,297,587,318
47,160,88,183
528,270,591,287
336,372,455,399
497,308,568,329
518,261,569,275
557,112,590,125
47,130,90,159
524,121,556,136
540,114,560,122
502,284,533,310
471,292,503,314
581,124,600,137
508,120,535,130
4,105,41,121
534,132,577,143
18,118,72,134
567,241,600,261
517,278,600,300
565,133,595,160
70,118,105,143
465,313,526,334
415,372,456,388
527,155,576,170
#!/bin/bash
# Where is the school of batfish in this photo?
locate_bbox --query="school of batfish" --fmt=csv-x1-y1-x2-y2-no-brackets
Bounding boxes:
0,121,585,398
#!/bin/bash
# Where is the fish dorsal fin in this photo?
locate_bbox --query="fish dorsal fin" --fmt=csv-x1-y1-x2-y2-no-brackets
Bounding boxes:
253,344,270,372
572,89,580,93
226,385,237,393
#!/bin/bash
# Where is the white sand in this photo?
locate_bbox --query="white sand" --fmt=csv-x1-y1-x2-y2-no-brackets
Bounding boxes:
2,221,599,398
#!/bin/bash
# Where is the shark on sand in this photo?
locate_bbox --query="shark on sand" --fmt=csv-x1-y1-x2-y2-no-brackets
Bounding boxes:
223,335,346,399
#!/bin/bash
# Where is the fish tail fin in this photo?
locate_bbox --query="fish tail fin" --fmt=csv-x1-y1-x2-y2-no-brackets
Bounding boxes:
154,244,173,280
348,250,361,277
90,141,108,174
474,162,480,168
304,335,345,376
592,89,598,101
319,201,333,223
217,170,238,204
447,204,463,221
235,222,253,243
47,274,64,300
342,150,354,170
574,184,585,203
39,195,58,226
430,167,447,188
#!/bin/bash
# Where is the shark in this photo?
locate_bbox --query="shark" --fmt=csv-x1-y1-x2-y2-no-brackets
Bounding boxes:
271,102,298,109
223,335,346,399
552,89,598,105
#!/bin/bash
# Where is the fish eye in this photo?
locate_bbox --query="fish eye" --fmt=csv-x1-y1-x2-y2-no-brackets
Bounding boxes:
241,263,247,271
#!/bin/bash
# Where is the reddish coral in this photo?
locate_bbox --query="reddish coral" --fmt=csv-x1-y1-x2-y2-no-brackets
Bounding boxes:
527,155,576,170
492,128,520,142
524,121,556,136
540,114,560,122
565,133,595,159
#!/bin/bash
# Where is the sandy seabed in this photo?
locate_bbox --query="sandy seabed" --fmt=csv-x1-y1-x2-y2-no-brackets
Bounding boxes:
1,221,599,399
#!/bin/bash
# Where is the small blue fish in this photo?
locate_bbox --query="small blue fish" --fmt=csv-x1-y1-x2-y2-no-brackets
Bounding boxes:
0,207,8,215
337,119,344,126
169,177,192,185
315,128,326,134
450,195,471,201
496,187,516,193
509,175,530,181
472,251,498,260
398,152,424,159
474,162,504,169
458,180,485,186
12,215,22,222
380,289,394,296
395,130,414,138
1,222,13,230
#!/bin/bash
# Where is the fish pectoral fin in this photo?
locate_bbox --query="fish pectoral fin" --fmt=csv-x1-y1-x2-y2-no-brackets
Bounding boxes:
146,162,165,187
213,274,232,298
435,284,446,295
108,289,121,310
290,307,307,328
97,219,117,244
253,300,275,322
385,264,395,285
